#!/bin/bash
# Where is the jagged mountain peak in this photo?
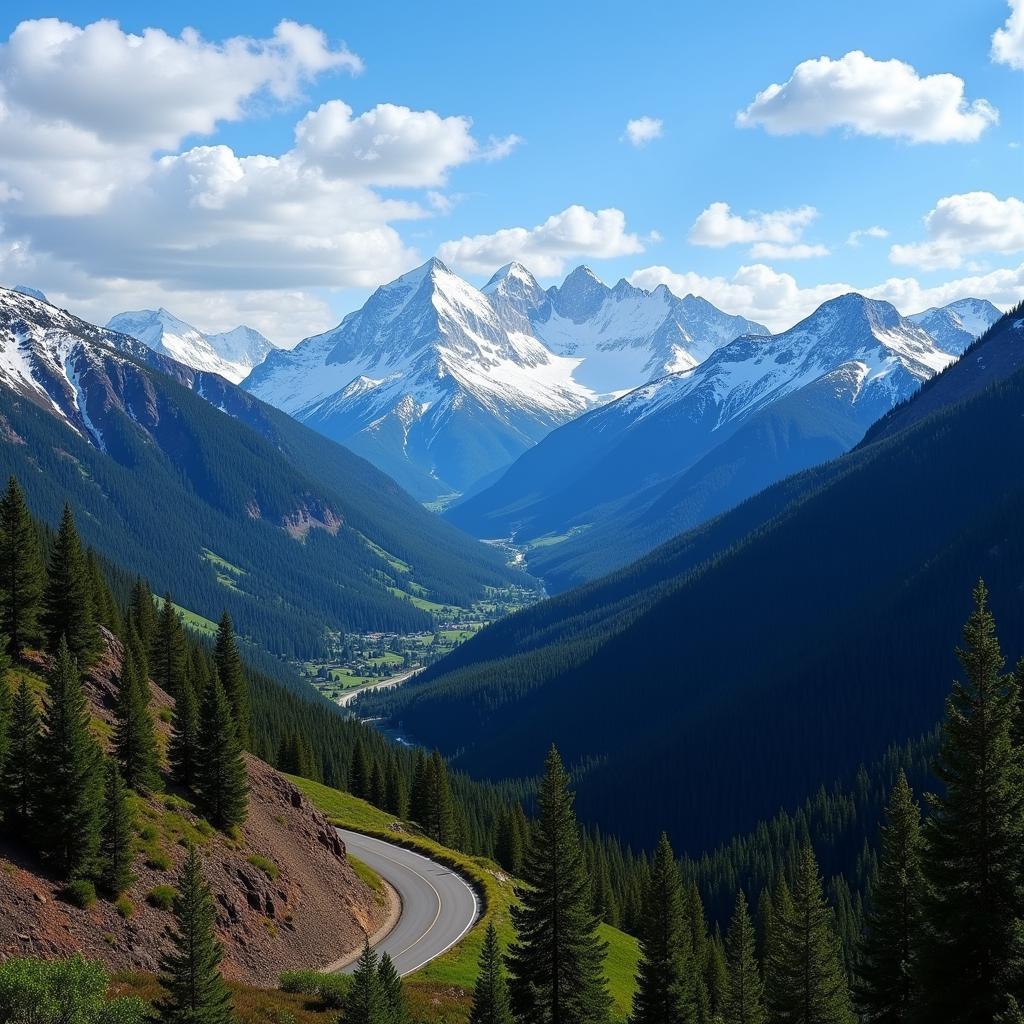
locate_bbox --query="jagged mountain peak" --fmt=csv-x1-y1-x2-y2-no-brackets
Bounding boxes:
908,296,1002,355
13,285,48,303
550,265,610,322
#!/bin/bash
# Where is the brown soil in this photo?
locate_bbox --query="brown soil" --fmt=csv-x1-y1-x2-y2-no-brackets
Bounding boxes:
0,632,391,985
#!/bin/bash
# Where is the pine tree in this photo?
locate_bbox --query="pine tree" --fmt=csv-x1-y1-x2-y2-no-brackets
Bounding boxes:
41,505,101,667
151,597,188,700
629,832,694,1024
0,477,44,658
409,749,430,826
383,754,407,819
854,770,924,1023
99,761,136,897
195,674,248,829
157,844,234,1024
763,877,793,1019
426,749,455,845
706,933,728,1021
0,676,39,833
470,922,513,1024
114,649,162,794
33,638,103,879
685,882,712,1024
764,845,854,1024
213,613,250,750
370,761,387,810
0,667,10,775
377,952,407,1024
723,891,765,1024
496,807,526,876
507,745,612,1024
128,579,156,679
350,739,371,800
86,550,120,634
343,940,387,1024
170,675,200,790
919,581,1024,1023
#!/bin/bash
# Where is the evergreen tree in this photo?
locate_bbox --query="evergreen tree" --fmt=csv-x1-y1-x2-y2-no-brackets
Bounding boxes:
723,891,765,1024
33,638,103,879
919,581,1024,1023
507,745,612,1024
496,804,527,877
213,613,250,750
629,832,694,1024
377,952,407,1024
343,940,386,1024
151,597,188,700
0,669,10,776
86,550,120,634
409,749,430,827
470,922,513,1024
350,739,371,800
383,754,408,819
370,761,387,810
41,505,101,667
706,933,728,1021
99,762,136,897
0,676,39,833
170,675,200,790
114,649,161,794
195,675,248,829
763,878,792,1018
854,770,924,1023
685,882,712,1024
157,844,234,1024
764,845,854,1024
426,749,455,845
0,477,44,658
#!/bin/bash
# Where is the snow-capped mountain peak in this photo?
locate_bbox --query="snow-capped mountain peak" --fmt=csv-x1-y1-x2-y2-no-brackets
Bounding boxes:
549,265,610,323
107,308,274,384
908,297,1002,355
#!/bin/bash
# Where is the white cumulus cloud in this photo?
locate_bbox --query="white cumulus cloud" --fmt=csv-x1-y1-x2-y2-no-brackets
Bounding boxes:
689,202,827,259
623,116,663,147
437,205,644,277
889,192,1024,270
993,0,1024,69
738,50,998,143
628,261,1017,333
846,226,889,246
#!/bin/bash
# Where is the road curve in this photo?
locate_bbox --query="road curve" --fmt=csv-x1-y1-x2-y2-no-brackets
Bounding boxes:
336,828,480,977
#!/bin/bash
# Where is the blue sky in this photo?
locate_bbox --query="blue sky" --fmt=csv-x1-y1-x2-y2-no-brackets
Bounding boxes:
0,1,1021,339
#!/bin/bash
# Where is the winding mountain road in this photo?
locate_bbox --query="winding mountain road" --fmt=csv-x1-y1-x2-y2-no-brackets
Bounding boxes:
336,829,479,977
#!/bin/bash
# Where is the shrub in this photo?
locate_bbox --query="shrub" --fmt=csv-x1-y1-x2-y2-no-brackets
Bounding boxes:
145,849,172,871
63,880,96,909
115,896,135,919
146,885,176,911
278,969,351,1009
247,854,279,880
0,955,148,1023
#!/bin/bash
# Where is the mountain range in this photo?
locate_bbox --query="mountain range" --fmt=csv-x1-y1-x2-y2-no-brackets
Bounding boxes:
358,303,1024,850
242,259,769,499
0,286,521,658
448,292,1000,590
107,307,276,384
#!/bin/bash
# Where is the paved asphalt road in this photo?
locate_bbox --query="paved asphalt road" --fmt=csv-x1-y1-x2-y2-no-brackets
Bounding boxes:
336,828,480,976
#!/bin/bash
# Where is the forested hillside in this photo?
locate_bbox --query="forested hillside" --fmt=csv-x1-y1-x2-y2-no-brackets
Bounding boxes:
0,288,525,659
359,315,1024,850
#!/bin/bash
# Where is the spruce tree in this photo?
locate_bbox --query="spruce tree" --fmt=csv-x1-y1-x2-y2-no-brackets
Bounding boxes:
151,597,188,700
426,749,455,845
0,676,39,833
42,505,101,667
723,890,765,1024
764,845,854,1024
195,674,248,830
170,675,200,790
377,952,407,1024
919,581,1024,1023
33,638,103,879
470,922,513,1024
343,940,386,1024
86,550,120,634
685,882,712,1024
854,770,924,1023
99,761,136,897
507,745,612,1024
384,754,408,819
157,844,234,1024
409,749,430,826
350,739,371,800
763,877,793,1018
0,670,10,776
114,649,161,794
0,477,44,658
629,832,694,1024
496,804,527,876
213,613,250,750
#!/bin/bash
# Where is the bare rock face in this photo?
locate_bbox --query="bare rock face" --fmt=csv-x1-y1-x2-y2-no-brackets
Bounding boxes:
0,638,387,984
